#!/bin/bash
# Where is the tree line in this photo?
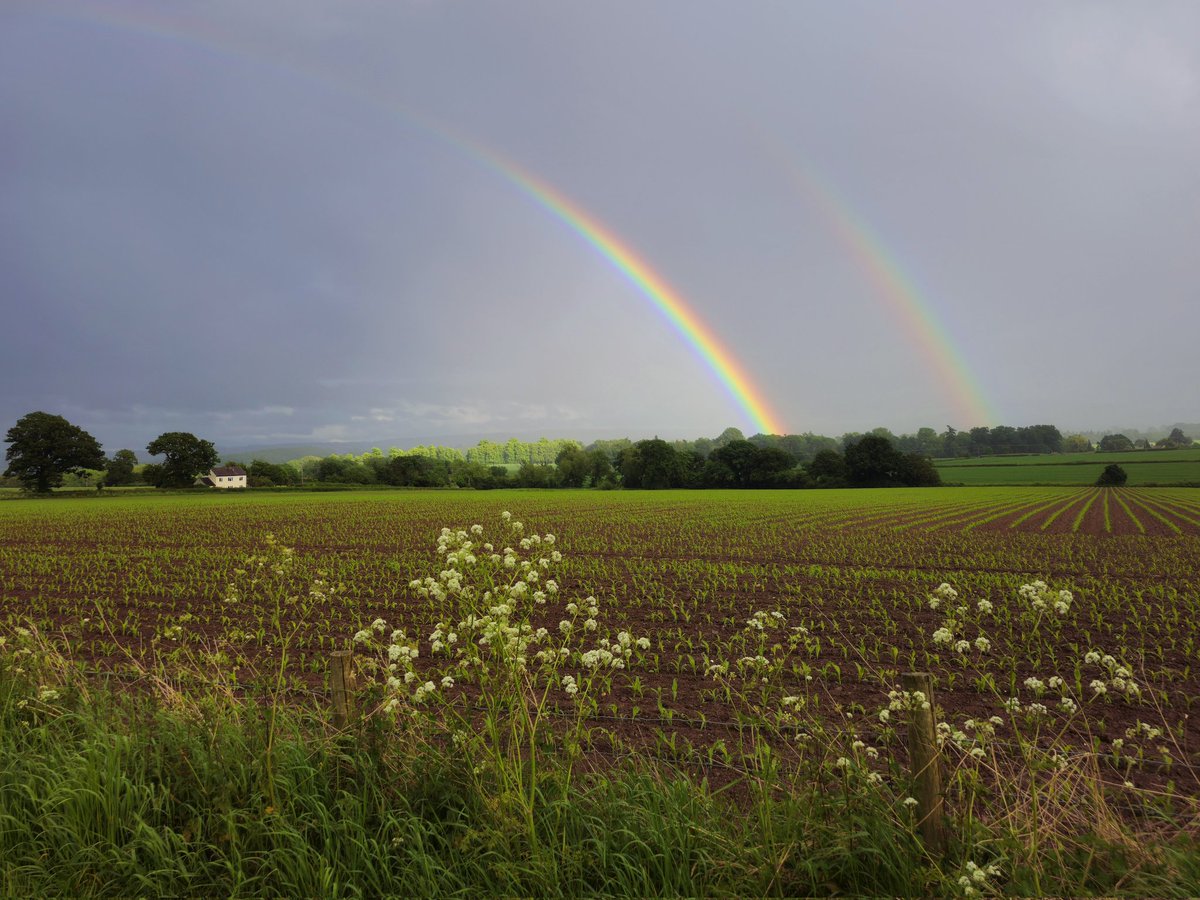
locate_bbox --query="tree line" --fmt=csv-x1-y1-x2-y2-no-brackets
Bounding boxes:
5,411,1191,494
215,435,940,490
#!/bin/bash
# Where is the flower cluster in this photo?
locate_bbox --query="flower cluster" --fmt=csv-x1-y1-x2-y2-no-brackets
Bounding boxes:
356,514,649,719
956,860,1002,897
929,591,990,655
1083,649,1141,699
927,582,958,610
1019,580,1072,615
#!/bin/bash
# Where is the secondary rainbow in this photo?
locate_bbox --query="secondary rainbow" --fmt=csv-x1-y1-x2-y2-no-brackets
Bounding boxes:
761,138,998,426
37,3,786,436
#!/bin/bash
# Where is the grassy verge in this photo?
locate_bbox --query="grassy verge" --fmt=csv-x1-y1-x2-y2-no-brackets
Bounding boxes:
1,663,940,897
2,642,1198,896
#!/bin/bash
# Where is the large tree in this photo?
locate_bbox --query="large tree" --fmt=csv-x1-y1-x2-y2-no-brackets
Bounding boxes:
1098,434,1134,453
4,411,106,493
806,448,849,486
1157,427,1191,449
104,449,138,486
619,439,685,489
844,435,904,487
145,432,219,488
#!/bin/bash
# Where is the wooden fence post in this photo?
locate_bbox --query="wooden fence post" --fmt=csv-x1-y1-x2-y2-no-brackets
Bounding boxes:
331,648,356,729
902,671,947,857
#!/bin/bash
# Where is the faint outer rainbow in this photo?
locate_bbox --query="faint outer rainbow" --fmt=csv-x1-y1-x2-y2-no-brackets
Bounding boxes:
37,2,787,436
763,140,998,427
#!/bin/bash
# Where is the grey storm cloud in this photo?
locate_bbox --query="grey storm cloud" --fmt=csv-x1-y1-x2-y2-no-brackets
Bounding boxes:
2,0,1197,453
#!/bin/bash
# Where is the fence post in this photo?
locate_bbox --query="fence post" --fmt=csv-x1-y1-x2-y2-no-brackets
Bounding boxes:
902,671,947,857
331,648,356,729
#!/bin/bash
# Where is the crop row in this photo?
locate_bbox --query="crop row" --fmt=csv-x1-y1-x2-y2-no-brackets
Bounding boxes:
1,488,1197,779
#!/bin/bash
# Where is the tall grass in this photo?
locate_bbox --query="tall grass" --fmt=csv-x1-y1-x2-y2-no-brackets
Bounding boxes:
3,661,1197,897
2,515,1199,897
0,661,947,897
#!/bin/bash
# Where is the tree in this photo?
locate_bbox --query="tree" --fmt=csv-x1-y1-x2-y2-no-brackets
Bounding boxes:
555,445,592,488
844,435,905,487
3,412,105,493
515,462,558,488
140,463,164,487
104,449,138,486
1063,434,1092,453
712,427,745,450
248,459,297,487
704,440,760,487
1098,434,1134,453
1156,427,1191,449
806,449,848,487
618,439,685,489
898,452,942,487
1096,464,1128,487
146,432,219,488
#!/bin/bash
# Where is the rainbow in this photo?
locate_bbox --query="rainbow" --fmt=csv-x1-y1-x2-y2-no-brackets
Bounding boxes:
763,143,997,426
463,151,787,436
27,3,787,436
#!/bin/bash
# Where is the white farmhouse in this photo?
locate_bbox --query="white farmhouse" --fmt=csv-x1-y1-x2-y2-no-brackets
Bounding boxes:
200,465,247,489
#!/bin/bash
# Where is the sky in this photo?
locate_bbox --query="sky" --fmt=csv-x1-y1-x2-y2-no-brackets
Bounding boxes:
2,1,1198,453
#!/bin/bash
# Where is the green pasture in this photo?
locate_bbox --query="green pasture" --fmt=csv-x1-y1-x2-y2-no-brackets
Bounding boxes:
938,460,1200,486
935,447,1200,485
936,447,1200,467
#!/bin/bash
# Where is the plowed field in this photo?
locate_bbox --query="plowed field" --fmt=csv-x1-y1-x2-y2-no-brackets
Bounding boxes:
2,487,1198,775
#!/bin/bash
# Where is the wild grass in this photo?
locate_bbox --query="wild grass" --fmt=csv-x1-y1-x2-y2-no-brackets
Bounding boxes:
3,641,1198,897
2,514,1199,897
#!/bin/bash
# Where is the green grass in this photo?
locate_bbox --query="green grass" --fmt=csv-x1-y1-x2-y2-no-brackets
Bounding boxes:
938,460,1200,485
3,657,1197,898
0,663,939,898
934,449,1200,485
937,447,1200,467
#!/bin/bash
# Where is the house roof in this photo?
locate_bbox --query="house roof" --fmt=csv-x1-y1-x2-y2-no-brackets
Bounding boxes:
211,466,246,477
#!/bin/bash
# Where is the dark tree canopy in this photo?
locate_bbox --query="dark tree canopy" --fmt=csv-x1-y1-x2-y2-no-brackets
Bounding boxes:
806,449,849,487
703,440,797,488
1157,428,1191,449
844,435,905,487
1096,464,1128,486
841,435,941,488
3,411,105,493
898,452,942,487
104,449,138,487
1098,434,1134,453
145,432,219,488
619,439,686,489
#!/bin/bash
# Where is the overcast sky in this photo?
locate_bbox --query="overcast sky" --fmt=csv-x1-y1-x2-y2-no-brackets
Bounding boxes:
3,1,1198,452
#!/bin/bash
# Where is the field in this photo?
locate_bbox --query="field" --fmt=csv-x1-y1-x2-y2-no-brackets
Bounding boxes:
2,487,1199,750
3,487,1200,895
936,447,1200,485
